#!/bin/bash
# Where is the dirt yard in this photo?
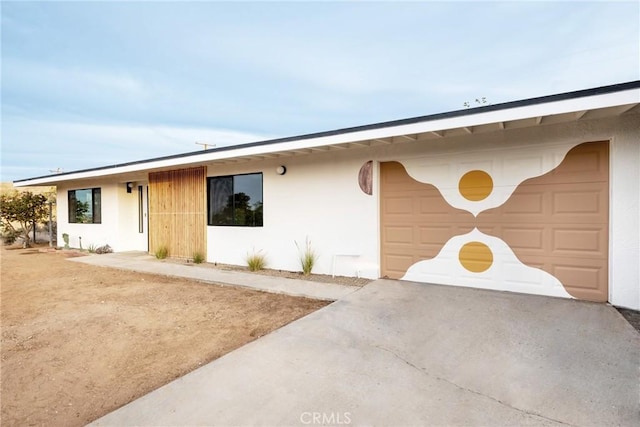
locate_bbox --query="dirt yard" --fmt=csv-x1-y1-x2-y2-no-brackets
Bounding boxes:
0,245,328,426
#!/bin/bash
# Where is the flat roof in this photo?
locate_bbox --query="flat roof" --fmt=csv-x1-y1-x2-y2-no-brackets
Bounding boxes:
14,80,640,185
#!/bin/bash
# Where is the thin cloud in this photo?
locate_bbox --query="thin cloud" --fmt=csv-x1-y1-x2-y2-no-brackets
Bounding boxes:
1,117,270,181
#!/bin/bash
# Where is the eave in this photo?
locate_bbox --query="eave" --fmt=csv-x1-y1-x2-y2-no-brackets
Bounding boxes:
13,81,640,187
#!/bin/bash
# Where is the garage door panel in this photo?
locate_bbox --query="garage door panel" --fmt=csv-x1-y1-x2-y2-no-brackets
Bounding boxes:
419,225,463,246
384,254,415,279
501,225,607,258
553,191,603,215
483,186,607,224
502,227,545,251
418,195,456,215
501,192,545,214
479,190,547,221
553,264,603,288
383,196,413,215
553,263,607,300
415,212,476,223
548,144,608,182
552,228,605,254
382,226,414,244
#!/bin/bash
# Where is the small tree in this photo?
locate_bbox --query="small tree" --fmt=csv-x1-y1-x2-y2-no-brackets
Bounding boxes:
0,191,49,248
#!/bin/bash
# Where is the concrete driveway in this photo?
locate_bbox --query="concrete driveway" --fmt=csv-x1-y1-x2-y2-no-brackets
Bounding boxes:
91,279,639,426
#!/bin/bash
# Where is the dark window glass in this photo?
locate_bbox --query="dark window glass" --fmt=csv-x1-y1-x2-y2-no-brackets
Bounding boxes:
68,188,101,224
92,189,101,224
208,173,263,227
138,186,144,233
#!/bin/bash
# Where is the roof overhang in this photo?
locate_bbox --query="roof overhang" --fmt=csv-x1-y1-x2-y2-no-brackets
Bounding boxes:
14,81,640,186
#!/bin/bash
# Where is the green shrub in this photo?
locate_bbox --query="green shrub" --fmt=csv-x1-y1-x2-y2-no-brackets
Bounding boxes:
295,237,318,276
193,251,205,264
1,227,20,245
155,245,169,259
246,249,267,271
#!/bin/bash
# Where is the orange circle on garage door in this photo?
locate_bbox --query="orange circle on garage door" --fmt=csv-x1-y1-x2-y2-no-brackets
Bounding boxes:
459,241,493,273
459,170,493,201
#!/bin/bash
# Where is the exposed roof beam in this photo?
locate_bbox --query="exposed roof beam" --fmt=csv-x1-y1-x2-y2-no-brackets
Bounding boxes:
399,134,417,142
429,130,444,138
535,116,543,125
249,154,275,161
221,158,250,164
328,144,348,150
373,138,392,144
463,126,473,134
614,103,638,115
309,146,330,152
349,141,370,148
498,122,505,130
289,149,312,155
575,110,588,119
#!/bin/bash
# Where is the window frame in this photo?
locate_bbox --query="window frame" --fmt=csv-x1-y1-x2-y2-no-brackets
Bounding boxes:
207,172,263,227
68,187,102,224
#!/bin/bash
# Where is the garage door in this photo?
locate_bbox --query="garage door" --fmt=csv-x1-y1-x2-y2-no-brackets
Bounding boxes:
380,141,609,302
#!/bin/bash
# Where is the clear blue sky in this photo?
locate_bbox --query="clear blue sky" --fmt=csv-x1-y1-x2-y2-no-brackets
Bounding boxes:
2,1,639,182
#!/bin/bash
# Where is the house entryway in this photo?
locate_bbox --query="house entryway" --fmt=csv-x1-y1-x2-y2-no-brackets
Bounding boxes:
148,166,206,258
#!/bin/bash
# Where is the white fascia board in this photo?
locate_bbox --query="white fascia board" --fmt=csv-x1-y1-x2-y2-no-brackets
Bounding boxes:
234,89,640,155
15,88,639,187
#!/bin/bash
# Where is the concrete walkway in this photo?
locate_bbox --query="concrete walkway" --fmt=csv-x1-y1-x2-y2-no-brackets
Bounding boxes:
88,277,639,426
70,252,360,301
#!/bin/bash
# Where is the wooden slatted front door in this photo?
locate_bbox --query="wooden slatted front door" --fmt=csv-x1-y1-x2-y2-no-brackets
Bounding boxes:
149,167,206,259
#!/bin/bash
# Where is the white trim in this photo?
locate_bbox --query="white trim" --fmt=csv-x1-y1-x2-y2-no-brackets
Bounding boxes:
608,136,614,304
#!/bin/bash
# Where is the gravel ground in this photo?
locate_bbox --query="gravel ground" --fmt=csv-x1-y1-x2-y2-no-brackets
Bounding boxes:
166,258,372,287
616,307,640,333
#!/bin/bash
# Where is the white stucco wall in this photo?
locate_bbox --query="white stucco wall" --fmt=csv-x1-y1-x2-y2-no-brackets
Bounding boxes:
56,180,148,252
206,150,380,278
117,183,148,251
609,119,640,310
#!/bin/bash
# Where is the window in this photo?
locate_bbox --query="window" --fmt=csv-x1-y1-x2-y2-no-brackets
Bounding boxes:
208,173,263,226
68,188,101,224
138,185,144,233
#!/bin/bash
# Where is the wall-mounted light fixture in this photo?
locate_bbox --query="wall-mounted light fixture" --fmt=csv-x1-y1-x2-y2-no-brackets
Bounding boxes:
126,182,134,193
276,165,287,175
